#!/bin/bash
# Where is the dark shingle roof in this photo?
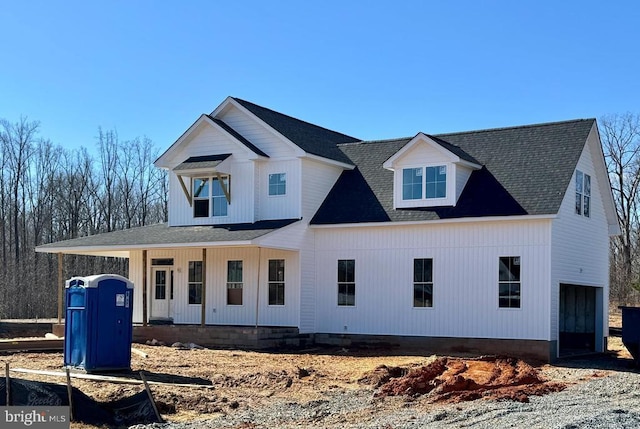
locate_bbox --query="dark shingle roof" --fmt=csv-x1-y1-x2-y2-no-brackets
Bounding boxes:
311,119,595,224
209,117,269,157
36,219,300,251
232,98,360,164
174,154,231,171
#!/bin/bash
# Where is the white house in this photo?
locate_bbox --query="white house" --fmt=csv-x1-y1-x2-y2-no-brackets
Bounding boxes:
37,97,619,361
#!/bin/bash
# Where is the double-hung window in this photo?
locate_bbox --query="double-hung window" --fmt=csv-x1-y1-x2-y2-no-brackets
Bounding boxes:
227,260,243,305
413,258,433,307
193,176,229,218
575,170,591,217
268,259,285,305
498,256,521,308
188,261,203,304
337,259,355,306
268,173,286,196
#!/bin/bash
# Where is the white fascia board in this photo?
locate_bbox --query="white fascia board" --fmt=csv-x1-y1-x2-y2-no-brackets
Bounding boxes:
303,153,355,170
35,240,257,256
203,115,267,160
225,98,306,157
383,133,457,169
310,214,557,229
588,122,621,236
155,114,209,168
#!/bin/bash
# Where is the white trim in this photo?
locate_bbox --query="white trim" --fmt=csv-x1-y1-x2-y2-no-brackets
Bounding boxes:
303,153,354,169
383,133,481,170
310,214,556,229
224,98,306,157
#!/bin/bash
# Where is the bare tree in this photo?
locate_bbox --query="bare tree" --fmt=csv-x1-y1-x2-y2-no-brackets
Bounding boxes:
601,113,640,303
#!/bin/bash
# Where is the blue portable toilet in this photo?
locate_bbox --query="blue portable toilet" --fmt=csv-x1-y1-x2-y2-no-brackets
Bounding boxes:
64,274,134,372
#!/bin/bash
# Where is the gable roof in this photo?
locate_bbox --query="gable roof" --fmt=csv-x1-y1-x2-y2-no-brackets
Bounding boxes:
383,132,481,169
208,117,269,158
311,119,596,224
231,98,360,165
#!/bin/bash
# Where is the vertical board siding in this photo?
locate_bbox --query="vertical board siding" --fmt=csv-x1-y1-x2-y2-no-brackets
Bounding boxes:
139,247,299,327
169,160,256,226
256,159,301,220
550,128,610,342
314,219,552,340
219,106,298,158
301,159,343,220
456,165,473,202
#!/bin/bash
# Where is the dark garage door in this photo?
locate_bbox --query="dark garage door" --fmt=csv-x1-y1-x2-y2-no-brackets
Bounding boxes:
559,284,596,355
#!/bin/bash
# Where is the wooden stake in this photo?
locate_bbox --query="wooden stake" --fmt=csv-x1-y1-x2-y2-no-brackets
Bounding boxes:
57,253,64,324
65,368,74,421
140,372,163,423
5,362,10,406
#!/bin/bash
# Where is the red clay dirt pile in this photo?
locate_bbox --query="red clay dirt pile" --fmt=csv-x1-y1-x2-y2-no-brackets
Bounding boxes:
367,356,565,403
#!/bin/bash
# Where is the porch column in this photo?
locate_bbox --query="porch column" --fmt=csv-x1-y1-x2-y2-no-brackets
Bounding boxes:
57,253,63,324
142,249,148,327
201,248,207,327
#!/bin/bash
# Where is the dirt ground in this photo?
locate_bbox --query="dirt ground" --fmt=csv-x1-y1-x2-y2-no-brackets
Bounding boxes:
0,310,634,429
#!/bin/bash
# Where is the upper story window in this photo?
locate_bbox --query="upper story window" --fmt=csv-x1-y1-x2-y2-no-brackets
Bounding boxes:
193,176,229,218
426,166,447,199
575,170,591,218
268,173,286,196
402,165,447,201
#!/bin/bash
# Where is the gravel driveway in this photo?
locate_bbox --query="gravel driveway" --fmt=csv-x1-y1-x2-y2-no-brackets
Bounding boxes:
132,354,640,429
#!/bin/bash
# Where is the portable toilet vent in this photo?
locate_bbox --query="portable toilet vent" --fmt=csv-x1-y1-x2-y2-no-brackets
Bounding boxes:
64,274,134,372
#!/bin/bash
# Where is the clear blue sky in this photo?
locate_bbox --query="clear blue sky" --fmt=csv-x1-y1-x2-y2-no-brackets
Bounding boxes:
1,1,639,151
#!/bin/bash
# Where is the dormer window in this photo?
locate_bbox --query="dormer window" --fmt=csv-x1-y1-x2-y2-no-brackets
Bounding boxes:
193,175,229,217
426,165,447,199
402,165,447,202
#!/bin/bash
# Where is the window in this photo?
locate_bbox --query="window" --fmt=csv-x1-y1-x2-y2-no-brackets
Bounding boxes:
337,259,355,306
268,173,286,196
193,176,229,218
575,170,591,217
426,166,446,199
188,261,203,304
499,256,521,308
212,176,229,216
193,178,210,217
151,258,174,266
413,258,433,307
155,270,166,300
268,259,285,305
402,168,422,200
402,165,446,201
227,260,243,305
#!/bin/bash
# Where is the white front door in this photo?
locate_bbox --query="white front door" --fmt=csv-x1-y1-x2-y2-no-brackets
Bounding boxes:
151,267,172,319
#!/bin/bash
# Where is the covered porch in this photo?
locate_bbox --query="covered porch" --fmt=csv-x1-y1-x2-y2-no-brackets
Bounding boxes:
36,220,304,340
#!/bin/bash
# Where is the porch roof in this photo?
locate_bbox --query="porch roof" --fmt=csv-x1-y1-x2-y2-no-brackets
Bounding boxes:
35,219,301,257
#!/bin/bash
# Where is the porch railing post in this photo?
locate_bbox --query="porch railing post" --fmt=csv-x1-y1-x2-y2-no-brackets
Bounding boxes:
57,253,64,324
142,250,148,327
201,248,207,327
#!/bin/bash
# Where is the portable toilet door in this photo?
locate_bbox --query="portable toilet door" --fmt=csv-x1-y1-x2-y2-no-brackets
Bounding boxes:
64,277,89,369
85,274,134,371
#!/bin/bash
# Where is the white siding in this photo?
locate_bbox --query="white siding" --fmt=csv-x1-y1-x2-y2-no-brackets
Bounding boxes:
219,106,298,158
130,247,300,327
396,141,454,165
550,128,610,345
301,158,344,220
129,250,144,324
259,221,316,332
455,165,473,203
314,219,552,340
256,159,301,220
